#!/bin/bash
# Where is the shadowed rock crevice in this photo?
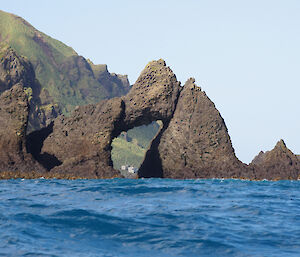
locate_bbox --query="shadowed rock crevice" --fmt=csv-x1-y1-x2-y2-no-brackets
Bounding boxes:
138,84,182,177
138,124,167,178
26,122,62,171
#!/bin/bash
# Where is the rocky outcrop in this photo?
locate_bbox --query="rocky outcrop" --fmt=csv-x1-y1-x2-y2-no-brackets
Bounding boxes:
36,59,181,178
0,45,59,133
88,61,131,98
38,98,124,178
139,78,251,179
250,140,300,180
0,45,35,92
122,59,181,128
0,56,298,180
0,84,45,178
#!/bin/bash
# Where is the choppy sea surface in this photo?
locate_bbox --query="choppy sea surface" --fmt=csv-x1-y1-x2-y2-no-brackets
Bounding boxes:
0,178,299,257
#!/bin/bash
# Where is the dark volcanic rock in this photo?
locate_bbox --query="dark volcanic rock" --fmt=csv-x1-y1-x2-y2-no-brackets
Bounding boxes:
139,78,250,179
0,84,45,177
0,46,35,92
0,46,59,132
40,98,124,178
1,57,298,181
38,59,181,178
250,140,300,180
123,59,181,128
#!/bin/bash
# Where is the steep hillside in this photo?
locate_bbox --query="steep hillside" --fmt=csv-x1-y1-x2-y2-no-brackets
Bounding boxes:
0,10,130,114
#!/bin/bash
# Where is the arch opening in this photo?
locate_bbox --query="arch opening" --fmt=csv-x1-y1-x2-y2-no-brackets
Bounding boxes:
111,120,163,177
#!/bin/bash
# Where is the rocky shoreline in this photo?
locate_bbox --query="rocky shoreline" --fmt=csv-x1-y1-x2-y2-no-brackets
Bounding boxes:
0,52,299,180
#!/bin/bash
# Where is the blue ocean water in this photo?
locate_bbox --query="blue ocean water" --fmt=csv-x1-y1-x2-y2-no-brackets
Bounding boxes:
0,179,299,257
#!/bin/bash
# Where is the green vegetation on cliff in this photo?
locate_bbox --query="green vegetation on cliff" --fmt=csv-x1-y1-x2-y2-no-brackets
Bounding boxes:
111,122,161,170
0,10,130,114
111,138,146,170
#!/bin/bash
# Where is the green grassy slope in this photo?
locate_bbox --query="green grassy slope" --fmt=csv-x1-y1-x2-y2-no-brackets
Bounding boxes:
0,10,130,114
111,138,146,170
127,121,161,148
111,122,161,170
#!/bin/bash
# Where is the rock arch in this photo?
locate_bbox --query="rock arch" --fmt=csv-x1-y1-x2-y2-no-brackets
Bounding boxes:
36,59,181,178
1,57,299,180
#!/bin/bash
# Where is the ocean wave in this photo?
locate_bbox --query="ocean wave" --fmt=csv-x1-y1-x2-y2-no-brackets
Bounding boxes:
0,179,299,256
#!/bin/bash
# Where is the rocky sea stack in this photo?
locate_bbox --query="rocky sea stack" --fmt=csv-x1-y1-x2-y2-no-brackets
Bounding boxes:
250,140,300,180
139,78,251,179
0,53,299,180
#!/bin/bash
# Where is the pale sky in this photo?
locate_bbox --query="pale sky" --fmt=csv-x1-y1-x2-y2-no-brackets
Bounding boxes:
2,0,300,163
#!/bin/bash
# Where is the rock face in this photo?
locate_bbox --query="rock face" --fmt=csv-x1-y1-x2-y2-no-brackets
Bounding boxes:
250,140,300,180
0,45,59,132
139,78,250,179
36,59,181,178
37,98,124,178
122,59,181,128
0,84,45,178
0,45,35,92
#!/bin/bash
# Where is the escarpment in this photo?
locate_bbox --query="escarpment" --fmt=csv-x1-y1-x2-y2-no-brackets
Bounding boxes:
0,56,298,180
